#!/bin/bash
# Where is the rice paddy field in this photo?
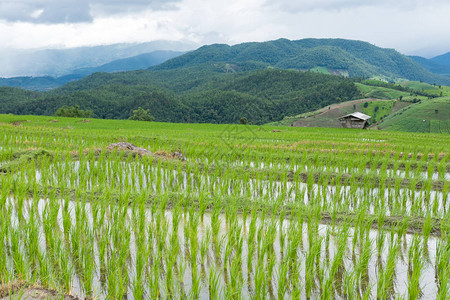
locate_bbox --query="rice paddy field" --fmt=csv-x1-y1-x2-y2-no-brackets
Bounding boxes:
1,114,450,299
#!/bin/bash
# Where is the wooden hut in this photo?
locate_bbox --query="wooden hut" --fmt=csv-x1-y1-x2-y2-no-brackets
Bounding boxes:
338,112,371,129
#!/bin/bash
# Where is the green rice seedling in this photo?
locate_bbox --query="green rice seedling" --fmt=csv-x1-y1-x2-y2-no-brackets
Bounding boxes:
276,258,289,299
208,265,222,300
422,212,433,247
407,235,424,300
1,116,450,298
149,251,161,299
305,235,322,298
191,265,202,300
377,238,398,299
435,240,450,300
253,258,267,300
356,237,373,286
227,255,243,299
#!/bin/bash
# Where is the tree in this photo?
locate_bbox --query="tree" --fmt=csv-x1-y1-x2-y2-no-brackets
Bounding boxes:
55,105,92,118
129,107,154,121
239,117,248,124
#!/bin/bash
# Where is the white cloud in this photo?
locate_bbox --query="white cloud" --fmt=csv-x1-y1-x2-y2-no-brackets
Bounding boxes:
0,0,449,56
264,0,450,13
0,0,180,24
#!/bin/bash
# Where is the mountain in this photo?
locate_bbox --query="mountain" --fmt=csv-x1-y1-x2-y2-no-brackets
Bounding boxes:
0,69,361,124
0,76,77,91
0,50,185,91
0,40,196,77
0,87,42,112
71,50,185,76
410,56,450,77
2,38,448,126
153,38,450,85
431,52,450,67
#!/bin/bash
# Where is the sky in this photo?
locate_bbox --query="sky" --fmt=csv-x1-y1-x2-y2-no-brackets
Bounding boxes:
0,0,450,57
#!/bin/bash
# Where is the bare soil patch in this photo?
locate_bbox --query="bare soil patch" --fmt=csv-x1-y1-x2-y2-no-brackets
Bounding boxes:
0,282,79,300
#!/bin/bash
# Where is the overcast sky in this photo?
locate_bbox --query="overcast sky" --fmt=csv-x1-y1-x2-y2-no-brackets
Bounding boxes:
0,0,449,57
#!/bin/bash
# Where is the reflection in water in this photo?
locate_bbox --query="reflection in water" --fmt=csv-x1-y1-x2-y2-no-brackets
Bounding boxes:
3,197,443,299
25,160,449,218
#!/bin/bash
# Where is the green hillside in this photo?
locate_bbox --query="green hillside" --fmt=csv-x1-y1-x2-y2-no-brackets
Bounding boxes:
431,52,450,67
269,98,411,127
154,38,450,85
2,38,449,130
270,79,446,129
0,87,42,111
378,97,450,133
357,83,410,99
1,69,361,125
410,55,450,77
399,81,450,97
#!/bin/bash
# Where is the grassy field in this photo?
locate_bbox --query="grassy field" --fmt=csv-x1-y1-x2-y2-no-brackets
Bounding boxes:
270,98,411,128
355,83,428,102
399,81,450,97
360,100,394,124
0,114,449,299
272,81,448,131
310,66,330,74
379,97,450,133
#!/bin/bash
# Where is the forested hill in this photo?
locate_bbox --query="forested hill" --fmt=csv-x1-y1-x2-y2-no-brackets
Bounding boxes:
154,38,450,85
0,69,360,124
409,56,450,77
3,38,448,124
431,52,450,67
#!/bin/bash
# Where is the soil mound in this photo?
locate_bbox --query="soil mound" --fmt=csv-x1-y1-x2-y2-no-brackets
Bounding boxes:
107,142,152,156
0,282,79,300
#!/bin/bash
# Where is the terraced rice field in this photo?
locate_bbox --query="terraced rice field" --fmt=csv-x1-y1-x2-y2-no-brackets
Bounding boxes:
0,115,449,299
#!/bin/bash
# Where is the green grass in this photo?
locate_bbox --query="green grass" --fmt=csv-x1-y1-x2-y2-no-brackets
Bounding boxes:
399,81,450,97
310,66,330,74
268,99,409,128
379,97,450,133
356,83,425,101
361,100,395,124
400,81,439,91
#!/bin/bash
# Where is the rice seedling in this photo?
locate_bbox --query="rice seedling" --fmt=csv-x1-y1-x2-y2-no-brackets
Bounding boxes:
0,115,448,298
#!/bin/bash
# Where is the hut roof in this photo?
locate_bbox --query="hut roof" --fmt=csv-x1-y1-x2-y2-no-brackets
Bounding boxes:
338,112,371,121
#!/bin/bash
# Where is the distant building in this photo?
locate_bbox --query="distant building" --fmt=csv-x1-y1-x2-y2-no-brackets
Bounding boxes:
338,112,371,129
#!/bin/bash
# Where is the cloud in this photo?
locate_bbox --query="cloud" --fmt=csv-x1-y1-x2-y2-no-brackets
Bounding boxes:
0,0,180,24
0,0,449,57
264,0,450,13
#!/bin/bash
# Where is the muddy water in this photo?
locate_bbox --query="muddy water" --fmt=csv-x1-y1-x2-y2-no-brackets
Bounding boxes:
4,197,443,299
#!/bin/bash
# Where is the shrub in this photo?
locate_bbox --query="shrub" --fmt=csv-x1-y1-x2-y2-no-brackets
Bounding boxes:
129,107,155,121
55,105,92,118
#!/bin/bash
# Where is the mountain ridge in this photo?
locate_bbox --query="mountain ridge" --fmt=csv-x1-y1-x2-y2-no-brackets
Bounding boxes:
431,52,450,67
0,50,185,91
151,38,450,85
0,40,196,77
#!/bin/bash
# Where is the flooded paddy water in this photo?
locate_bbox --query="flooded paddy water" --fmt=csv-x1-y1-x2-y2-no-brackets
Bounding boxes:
1,118,449,299
21,159,449,219
2,197,445,299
